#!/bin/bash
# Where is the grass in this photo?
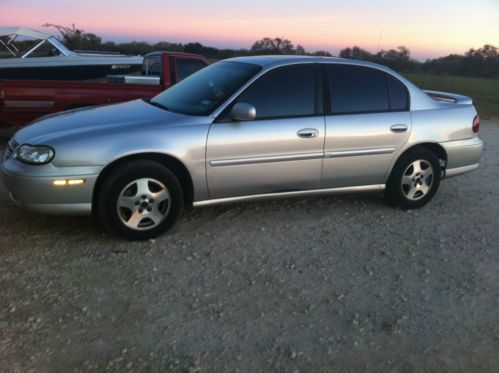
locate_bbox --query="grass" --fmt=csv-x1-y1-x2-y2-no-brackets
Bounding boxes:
404,73,499,119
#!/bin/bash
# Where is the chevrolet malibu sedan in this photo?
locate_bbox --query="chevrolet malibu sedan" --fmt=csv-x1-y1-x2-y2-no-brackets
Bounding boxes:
1,56,483,240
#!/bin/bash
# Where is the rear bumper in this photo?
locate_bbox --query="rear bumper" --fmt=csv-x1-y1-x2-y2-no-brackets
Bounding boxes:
441,137,483,178
0,158,100,215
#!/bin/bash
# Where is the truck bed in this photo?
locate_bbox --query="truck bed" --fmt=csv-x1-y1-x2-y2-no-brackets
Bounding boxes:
0,78,165,125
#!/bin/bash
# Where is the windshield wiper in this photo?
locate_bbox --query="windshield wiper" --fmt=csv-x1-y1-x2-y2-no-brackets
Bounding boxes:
146,99,169,111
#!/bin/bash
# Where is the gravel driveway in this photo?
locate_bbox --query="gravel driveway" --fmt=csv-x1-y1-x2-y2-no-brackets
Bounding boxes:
1,120,498,372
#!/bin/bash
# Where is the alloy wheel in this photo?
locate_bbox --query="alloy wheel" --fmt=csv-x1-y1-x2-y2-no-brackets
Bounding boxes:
117,178,171,230
401,160,434,201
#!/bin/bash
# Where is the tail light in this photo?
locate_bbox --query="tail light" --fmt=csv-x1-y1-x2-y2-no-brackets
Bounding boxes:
472,115,480,133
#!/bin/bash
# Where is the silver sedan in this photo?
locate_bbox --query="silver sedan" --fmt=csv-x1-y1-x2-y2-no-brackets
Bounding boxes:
1,56,483,240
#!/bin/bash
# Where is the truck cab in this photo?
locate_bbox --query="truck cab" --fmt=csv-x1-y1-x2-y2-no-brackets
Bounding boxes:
108,52,209,87
0,52,209,125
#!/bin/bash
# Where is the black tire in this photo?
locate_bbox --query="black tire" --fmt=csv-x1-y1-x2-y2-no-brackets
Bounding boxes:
384,147,441,209
97,160,184,240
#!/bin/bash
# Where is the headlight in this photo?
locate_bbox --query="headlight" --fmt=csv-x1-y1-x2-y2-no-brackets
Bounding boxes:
15,144,55,165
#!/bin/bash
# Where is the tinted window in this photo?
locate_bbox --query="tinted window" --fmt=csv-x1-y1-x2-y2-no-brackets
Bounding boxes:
151,61,261,116
177,59,208,81
327,65,389,114
236,64,317,119
388,75,409,110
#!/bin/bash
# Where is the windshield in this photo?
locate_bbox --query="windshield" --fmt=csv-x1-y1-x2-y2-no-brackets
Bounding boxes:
150,61,261,116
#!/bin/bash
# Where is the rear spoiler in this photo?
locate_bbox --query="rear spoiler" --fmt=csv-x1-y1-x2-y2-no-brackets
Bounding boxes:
424,90,473,105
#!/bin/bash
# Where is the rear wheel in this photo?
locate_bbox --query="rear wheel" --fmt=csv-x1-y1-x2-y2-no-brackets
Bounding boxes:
385,147,441,209
97,160,184,240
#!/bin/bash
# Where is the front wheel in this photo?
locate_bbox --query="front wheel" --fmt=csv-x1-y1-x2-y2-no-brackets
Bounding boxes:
384,147,441,209
97,160,184,240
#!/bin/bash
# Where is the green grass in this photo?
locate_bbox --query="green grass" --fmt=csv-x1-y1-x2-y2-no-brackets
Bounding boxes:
404,73,499,118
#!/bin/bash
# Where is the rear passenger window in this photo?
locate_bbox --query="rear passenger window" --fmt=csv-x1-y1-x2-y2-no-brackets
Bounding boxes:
388,75,409,111
142,56,161,76
236,64,317,119
327,65,389,114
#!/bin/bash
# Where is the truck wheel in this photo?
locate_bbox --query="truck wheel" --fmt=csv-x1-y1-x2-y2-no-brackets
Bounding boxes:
384,147,441,209
97,160,184,240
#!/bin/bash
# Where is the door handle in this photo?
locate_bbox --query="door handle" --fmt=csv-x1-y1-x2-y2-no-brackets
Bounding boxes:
297,128,319,138
390,124,408,133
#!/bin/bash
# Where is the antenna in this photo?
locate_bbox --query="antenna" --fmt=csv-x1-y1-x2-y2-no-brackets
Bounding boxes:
376,28,384,52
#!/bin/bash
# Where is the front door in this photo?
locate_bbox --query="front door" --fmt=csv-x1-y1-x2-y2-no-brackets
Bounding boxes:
206,64,325,199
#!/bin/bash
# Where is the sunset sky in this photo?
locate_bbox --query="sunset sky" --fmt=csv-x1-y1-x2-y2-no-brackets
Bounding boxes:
1,0,498,60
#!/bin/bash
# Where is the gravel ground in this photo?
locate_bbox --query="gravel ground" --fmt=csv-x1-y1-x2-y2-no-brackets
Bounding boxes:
1,121,499,372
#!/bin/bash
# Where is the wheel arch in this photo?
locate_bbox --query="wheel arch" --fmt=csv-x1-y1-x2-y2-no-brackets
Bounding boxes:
92,152,194,213
385,142,448,182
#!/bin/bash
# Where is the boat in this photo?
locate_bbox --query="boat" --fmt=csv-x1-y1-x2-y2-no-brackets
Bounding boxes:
0,27,143,80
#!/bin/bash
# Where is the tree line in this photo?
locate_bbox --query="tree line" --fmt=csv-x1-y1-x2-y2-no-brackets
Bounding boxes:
44,24,499,79
339,44,499,79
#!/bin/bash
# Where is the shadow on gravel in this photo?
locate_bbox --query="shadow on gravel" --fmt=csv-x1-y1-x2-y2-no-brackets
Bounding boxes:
2,189,390,242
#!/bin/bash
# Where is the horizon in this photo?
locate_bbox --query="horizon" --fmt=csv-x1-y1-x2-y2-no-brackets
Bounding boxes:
1,0,498,60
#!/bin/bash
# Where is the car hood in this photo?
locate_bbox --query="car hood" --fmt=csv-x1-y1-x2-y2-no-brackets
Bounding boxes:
14,99,198,145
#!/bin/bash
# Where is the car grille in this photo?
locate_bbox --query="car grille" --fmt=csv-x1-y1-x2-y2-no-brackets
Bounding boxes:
4,138,19,160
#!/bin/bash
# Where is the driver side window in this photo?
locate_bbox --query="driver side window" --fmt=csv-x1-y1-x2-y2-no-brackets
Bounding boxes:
234,64,318,120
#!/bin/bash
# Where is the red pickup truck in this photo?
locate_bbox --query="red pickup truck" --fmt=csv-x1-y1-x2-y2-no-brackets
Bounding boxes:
0,52,209,125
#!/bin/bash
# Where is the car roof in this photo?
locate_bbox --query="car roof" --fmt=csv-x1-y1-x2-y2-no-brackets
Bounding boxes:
224,55,389,71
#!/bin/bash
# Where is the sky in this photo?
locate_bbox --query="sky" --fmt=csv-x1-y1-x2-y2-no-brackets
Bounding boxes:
0,0,498,60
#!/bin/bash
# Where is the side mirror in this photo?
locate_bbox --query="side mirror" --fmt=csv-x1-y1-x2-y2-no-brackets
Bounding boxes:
231,102,256,122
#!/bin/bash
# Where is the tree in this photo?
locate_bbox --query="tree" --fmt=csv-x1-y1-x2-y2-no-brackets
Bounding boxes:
43,23,102,51
466,44,498,59
295,45,306,55
339,45,418,72
311,50,332,57
36,24,497,78
339,46,372,60
374,46,417,72
251,37,295,54
423,44,498,78
376,46,410,62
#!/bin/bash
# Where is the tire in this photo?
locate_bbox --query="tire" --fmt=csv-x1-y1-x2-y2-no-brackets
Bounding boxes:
97,160,184,240
384,147,441,209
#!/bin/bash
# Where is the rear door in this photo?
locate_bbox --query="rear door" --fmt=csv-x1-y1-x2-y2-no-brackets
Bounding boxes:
322,64,411,188
206,63,325,199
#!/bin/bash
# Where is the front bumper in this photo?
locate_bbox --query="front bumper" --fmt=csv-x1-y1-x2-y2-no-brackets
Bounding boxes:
441,137,483,178
0,157,101,215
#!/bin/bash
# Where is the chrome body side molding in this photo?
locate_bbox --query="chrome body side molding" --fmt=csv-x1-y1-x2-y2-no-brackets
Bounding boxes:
209,152,324,167
326,147,396,158
210,147,396,166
